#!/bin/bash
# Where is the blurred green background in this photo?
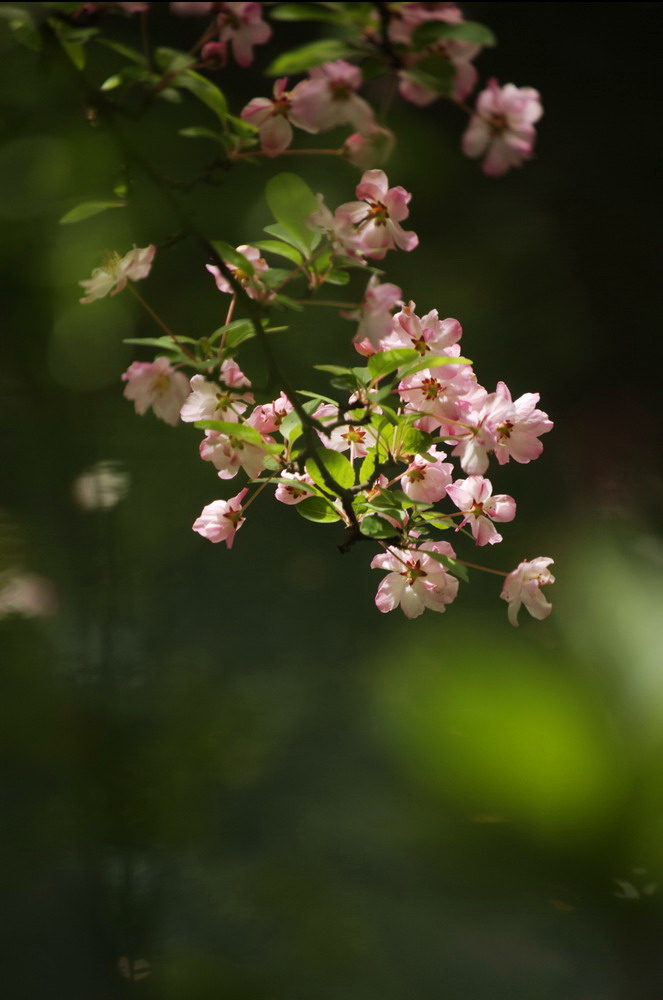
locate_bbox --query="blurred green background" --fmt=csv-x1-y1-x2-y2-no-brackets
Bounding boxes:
1,3,662,997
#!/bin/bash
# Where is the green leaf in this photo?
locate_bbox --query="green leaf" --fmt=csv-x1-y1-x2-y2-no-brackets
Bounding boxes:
423,550,469,583
411,20,496,49
253,240,303,265
279,411,303,443
359,515,399,540
178,70,228,123
325,269,350,286
48,17,86,69
400,58,455,97
260,267,292,289
296,496,341,523
297,389,340,407
59,200,125,224
313,364,354,376
96,37,147,65
265,173,320,255
399,427,436,455
123,335,197,348
178,126,225,144
210,241,255,277
209,319,255,349
263,222,312,254
306,447,355,492
352,366,371,385
154,46,194,73
368,348,420,381
397,353,472,379
269,3,345,22
359,451,377,483
195,421,264,445
266,38,354,76
0,5,40,51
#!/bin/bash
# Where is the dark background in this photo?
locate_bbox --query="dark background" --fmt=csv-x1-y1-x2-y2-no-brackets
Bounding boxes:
1,3,662,997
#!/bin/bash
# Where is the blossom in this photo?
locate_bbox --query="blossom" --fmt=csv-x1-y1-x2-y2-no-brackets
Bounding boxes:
307,193,363,259
371,541,459,618
289,61,375,134
401,448,454,503
446,475,516,546
344,275,403,356
199,430,267,480
397,358,477,433
0,572,57,619
73,460,129,510
215,2,271,68
335,169,419,260
248,392,293,434
79,245,155,303
206,244,268,300
388,2,463,45
192,488,248,548
491,381,553,465
241,78,304,157
382,301,462,355
274,471,315,505
170,2,218,14
342,126,395,171
121,356,189,426
179,373,252,424
501,557,554,626
462,79,543,177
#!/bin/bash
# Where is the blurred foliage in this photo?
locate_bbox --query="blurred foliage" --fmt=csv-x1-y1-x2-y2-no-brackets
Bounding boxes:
1,3,662,999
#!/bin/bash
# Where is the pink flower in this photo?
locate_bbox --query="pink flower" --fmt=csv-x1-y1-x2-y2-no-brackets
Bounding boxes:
382,300,462,355
289,60,375,134
491,381,553,465
215,2,271,68
345,275,403,356
342,126,395,170
446,475,516,546
501,557,554,627
79,245,155,303
122,356,189,426
462,79,543,177
371,541,459,618
274,471,315,505
247,392,293,434
307,193,363,259
192,488,248,548
241,78,302,157
0,572,57,619
326,420,377,464
397,359,477,432
401,448,454,503
206,244,268,300
447,383,510,474
170,2,218,14
199,430,267,480
335,169,419,260
180,373,252,424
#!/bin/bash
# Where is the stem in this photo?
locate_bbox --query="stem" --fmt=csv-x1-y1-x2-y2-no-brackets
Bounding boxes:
127,285,197,361
455,558,508,578
219,295,236,358
293,299,360,309
242,471,279,513
230,148,343,162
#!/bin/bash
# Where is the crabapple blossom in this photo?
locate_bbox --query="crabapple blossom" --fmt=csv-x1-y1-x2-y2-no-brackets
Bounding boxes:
326,420,377,464
170,2,218,14
241,79,305,157
248,392,293,434
345,275,403,356
79,245,155,303
206,245,268,300
401,448,454,504
274,471,315,506
180,373,252,424
398,43,479,107
446,383,508,474
307,193,363,259
491,381,553,465
199,430,267,480
121,356,189,426
446,475,516,546
382,301,462,355
214,2,271,68
335,170,419,260
289,61,375,135
342,126,396,171
0,572,57,619
501,557,554,627
398,359,477,433
462,79,543,177
192,488,248,549
371,541,459,618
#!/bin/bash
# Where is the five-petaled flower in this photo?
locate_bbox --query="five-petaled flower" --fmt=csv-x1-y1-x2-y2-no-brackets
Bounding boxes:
371,541,459,618
79,245,155,303
462,79,543,177
122,357,189,426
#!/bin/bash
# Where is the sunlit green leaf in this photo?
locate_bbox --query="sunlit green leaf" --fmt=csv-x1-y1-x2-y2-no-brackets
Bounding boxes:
269,3,345,22
368,348,420,380
360,514,398,539
265,173,320,255
253,240,303,265
178,70,228,123
59,200,125,224
412,20,496,49
296,496,341,522
423,550,469,582
266,38,354,76
306,447,355,491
